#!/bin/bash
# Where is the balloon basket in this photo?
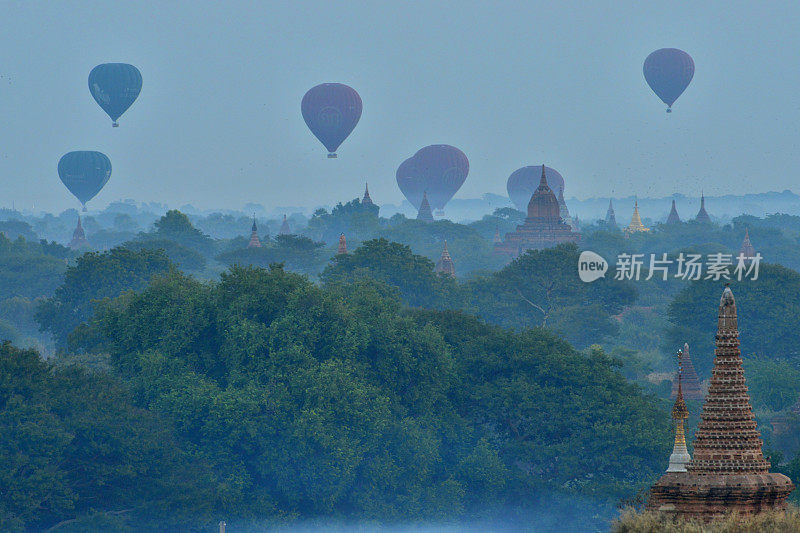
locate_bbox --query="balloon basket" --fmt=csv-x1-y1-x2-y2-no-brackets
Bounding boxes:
327,153,337,159
112,122,119,127
666,108,672,113
82,207,88,212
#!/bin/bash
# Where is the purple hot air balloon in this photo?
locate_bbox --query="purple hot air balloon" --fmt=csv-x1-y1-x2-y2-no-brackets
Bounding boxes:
396,145,469,212
301,83,362,158
643,48,694,113
507,166,565,212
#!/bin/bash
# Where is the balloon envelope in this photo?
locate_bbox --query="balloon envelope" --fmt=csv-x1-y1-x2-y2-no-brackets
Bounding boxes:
643,48,694,110
396,145,469,211
58,151,112,207
507,166,564,212
301,83,362,157
88,63,142,125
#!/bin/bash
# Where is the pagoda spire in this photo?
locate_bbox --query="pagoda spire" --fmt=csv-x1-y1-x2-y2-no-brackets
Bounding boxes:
605,198,617,228
667,348,691,473
434,240,455,277
417,191,434,223
279,214,291,235
695,192,711,223
739,228,756,260
671,343,703,400
337,233,347,255
625,200,649,234
493,226,502,244
362,182,374,206
69,215,90,249
247,215,262,248
666,198,681,224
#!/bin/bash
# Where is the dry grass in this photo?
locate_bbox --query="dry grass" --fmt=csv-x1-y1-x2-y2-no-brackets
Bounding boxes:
612,507,800,532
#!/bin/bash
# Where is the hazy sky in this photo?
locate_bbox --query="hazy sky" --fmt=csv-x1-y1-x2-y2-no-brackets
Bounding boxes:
2,1,799,213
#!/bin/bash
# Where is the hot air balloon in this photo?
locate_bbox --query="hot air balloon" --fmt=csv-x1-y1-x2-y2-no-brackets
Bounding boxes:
643,48,694,113
58,151,112,211
301,83,362,158
88,63,142,127
507,165,564,212
395,145,469,212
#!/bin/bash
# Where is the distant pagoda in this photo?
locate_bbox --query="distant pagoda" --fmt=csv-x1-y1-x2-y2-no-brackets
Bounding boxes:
247,216,262,248
666,199,681,224
695,193,712,223
493,227,502,244
605,199,618,228
739,228,756,260
279,214,291,235
557,186,577,231
68,216,90,249
494,165,580,259
362,183,374,206
671,343,703,400
667,348,692,473
337,233,347,255
434,240,455,277
625,201,649,234
417,191,434,223
648,286,794,519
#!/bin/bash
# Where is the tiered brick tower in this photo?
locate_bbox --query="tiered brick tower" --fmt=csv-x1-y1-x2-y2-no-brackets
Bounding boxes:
666,199,681,224
605,199,618,228
648,286,794,519
247,217,262,248
671,343,703,401
739,229,756,260
434,240,455,277
362,183,374,206
695,193,712,223
279,214,291,235
69,216,90,249
494,165,580,259
337,233,347,255
417,191,434,223
625,201,649,234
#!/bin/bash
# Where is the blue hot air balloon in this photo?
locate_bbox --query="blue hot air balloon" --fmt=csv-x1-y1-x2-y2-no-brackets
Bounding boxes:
88,63,142,126
643,49,694,113
301,83,362,158
58,151,112,211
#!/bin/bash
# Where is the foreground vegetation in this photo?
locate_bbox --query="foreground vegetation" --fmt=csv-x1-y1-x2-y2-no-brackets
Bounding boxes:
613,507,800,533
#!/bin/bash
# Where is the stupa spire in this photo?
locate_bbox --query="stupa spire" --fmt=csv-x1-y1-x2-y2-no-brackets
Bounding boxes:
69,215,90,249
417,191,434,223
337,233,347,255
666,198,681,224
695,192,711,223
493,226,502,244
247,215,262,248
279,214,291,235
625,200,649,234
605,198,618,228
362,182,374,206
667,348,691,473
671,342,703,400
739,228,756,260
434,240,455,277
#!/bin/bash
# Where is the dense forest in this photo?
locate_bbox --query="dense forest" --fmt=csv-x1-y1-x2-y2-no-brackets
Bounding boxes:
2,198,800,530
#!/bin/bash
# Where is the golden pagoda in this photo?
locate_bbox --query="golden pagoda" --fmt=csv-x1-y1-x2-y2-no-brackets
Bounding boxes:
625,200,649,234
667,348,691,473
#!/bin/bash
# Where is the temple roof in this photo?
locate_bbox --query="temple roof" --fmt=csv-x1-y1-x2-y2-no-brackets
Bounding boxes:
435,240,455,277
527,165,561,220
605,199,617,228
69,216,90,249
740,228,756,259
362,183,374,206
493,226,502,244
417,191,434,223
666,199,681,224
247,216,261,248
688,286,771,474
279,214,291,235
695,193,712,223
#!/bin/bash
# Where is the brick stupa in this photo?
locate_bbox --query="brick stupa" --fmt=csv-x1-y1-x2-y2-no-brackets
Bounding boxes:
68,216,90,250
337,233,347,255
247,216,262,248
648,286,794,519
671,343,703,401
417,191,434,223
605,199,618,229
434,240,455,277
362,183,374,206
666,199,681,224
695,193,712,223
279,214,291,235
494,165,580,259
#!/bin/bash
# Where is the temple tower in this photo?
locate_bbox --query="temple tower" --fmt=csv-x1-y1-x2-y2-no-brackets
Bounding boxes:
69,216,90,249
695,193,712,223
362,183,374,206
671,343,703,401
739,228,756,260
247,216,262,248
605,199,618,228
667,348,691,473
666,199,681,224
493,227,502,244
648,286,794,519
279,214,291,235
625,201,649,234
417,191,434,223
557,186,577,230
434,240,455,277
337,233,347,255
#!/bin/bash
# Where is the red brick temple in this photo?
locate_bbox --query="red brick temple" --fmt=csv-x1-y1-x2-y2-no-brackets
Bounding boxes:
739,228,756,260
247,216,262,248
417,191,434,223
666,199,681,224
695,193,712,223
494,165,579,259
68,216,90,250
362,183,374,206
648,286,794,519
670,343,703,401
434,240,455,277
337,233,347,255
